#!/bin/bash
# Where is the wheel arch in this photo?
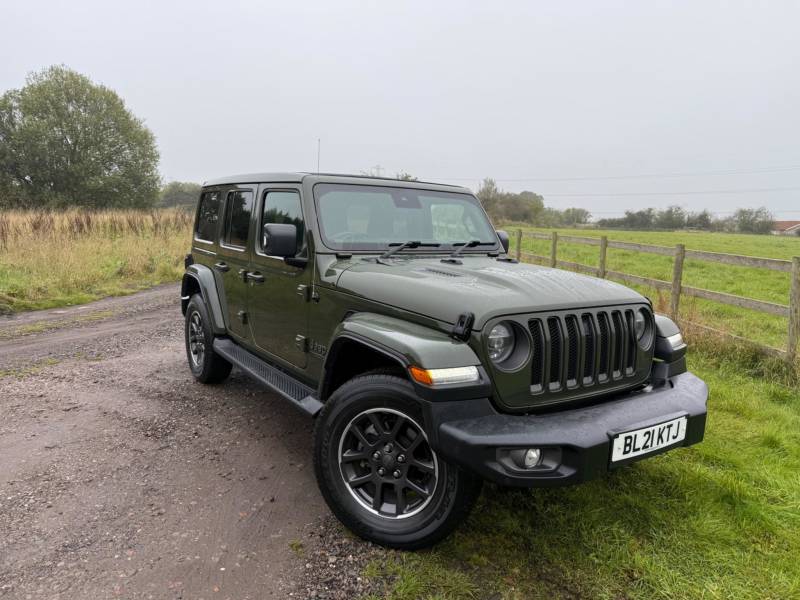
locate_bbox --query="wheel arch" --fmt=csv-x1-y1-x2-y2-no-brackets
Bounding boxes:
181,265,226,335
319,312,483,402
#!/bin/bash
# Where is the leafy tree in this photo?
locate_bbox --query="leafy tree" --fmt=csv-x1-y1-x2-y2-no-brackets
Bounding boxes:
686,209,712,230
395,172,418,181
654,205,686,230
561,207,591,226
0,65,160,208
160,181,201,208
733,207,774,234
476,178,501,218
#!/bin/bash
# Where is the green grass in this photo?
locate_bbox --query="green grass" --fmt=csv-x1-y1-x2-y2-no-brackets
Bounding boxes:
0,209,191,313
508,227,800,351
370,349,800,599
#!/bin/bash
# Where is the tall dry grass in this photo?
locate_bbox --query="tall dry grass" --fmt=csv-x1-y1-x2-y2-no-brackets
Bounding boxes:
0,209,193,313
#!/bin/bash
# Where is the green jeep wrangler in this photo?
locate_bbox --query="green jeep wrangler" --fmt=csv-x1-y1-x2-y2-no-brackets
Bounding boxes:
181,173,707,549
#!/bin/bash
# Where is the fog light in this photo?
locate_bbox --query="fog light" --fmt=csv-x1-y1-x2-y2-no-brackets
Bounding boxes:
523,448,542,468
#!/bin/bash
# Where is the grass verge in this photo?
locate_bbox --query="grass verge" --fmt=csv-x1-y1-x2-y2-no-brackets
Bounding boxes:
367,348,800,599
0,209,191,313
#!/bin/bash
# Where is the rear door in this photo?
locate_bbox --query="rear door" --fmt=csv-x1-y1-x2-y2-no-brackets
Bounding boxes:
214,185,255,341
247,186,311,368
192,187,223,274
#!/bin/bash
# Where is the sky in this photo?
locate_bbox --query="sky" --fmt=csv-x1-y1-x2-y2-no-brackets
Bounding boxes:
2,0,799,218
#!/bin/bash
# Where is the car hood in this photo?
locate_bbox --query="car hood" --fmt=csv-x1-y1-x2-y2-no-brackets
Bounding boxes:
335,256,647,328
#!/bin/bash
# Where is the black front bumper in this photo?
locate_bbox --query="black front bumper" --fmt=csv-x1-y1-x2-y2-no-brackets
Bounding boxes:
425,372,708,487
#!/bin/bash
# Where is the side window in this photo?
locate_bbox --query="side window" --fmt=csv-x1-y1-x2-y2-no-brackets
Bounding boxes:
222,190,253,249
262,190,305,254
195,191,221,242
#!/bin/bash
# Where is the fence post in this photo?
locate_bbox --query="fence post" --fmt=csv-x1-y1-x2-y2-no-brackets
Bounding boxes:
788,256,800,366
670,244,685,320
599,236,608,278
515,229,522,261
550,231,558,267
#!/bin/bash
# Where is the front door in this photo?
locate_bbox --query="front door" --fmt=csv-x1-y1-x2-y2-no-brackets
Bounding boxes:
247,186,310,368
214,186,255,341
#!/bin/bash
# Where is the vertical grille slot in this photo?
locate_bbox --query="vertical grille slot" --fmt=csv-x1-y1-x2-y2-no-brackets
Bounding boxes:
547,317,563,391
624,309,637,374
581,314,596,384
611,311,625,379
528,320,545,393
597,312,610,382
565,315,579,387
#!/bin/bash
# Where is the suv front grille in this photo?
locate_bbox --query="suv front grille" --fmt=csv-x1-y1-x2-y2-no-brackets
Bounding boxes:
528,308,640,396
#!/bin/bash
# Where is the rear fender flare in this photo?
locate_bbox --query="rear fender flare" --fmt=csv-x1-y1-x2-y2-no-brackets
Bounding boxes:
181,265,226,335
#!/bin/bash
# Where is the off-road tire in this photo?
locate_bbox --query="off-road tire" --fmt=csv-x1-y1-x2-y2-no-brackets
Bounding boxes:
313,372,482,550
184,294,232,384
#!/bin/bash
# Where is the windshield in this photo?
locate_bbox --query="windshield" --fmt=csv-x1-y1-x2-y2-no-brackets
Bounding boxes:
314,183,498,252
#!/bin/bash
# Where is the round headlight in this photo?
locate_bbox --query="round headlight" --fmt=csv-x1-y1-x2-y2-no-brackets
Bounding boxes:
634,308,654,348
634,309,646,340
487,322,515,363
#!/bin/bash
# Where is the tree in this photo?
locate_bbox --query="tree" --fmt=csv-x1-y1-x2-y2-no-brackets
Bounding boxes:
686,209,712,230
654,205,686,230
561,207,591,226
733,207,774,234
395,172,418,181
0,65,160,208
160,181,201,208
476,178,501,218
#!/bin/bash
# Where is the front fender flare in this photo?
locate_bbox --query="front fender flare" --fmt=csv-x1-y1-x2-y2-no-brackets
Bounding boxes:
181,265,226,335
330,312,482,370
323,312,491,403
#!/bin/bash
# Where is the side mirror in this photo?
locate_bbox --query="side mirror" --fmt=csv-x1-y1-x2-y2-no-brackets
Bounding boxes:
262,223,297,257
496,230,510,254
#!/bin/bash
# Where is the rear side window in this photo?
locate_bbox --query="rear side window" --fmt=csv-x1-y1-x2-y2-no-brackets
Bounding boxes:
195,191,221,242
222,190,253,249
262,190,305,253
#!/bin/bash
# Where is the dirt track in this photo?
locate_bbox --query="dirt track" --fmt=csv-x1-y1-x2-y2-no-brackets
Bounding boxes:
0,285,385,599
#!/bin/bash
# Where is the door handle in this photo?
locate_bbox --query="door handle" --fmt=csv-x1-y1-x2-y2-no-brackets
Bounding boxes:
213,261,230,272
246,271,265,284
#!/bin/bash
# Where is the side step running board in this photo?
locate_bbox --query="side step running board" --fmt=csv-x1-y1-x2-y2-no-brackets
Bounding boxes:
212,338,323,417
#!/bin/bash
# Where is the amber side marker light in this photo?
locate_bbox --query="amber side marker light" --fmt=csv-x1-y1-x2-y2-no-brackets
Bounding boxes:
409,365,480,386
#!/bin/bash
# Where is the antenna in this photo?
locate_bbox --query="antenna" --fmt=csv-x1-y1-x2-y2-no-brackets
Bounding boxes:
317,138,321,174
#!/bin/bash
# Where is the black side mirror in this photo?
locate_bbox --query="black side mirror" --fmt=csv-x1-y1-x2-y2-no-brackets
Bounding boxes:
262,223,297,257
496,230,510,254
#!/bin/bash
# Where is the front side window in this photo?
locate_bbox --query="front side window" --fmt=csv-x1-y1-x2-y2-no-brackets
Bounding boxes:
222,190,253,249
195,191,220,242
314,184,497,251
262,190,305,253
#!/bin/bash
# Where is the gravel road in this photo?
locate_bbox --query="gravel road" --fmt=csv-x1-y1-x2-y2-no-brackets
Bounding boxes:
0,285,388,600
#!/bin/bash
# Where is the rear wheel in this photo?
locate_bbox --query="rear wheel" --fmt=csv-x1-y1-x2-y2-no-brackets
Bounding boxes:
313,372,482,549
184,294,232,384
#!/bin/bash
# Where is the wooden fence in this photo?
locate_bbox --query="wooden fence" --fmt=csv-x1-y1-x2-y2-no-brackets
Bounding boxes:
512,230,800,366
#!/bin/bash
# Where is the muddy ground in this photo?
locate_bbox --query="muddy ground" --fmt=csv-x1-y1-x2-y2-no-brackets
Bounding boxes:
0,285,388,600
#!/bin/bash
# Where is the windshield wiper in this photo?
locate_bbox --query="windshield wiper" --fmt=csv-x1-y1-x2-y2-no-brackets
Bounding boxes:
441,240,495,264
379,240,440,260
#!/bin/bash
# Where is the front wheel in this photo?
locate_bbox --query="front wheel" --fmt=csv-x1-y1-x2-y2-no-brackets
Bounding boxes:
313,372,482,549
184,294,232,384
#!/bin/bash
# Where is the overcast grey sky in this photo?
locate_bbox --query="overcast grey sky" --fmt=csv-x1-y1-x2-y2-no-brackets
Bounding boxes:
3,1,799,217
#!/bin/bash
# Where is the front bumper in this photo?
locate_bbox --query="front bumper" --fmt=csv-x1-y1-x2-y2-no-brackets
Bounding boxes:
426,372,708,487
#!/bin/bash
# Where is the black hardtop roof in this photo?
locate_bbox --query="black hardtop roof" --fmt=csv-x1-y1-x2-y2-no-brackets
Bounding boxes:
202,172,471,193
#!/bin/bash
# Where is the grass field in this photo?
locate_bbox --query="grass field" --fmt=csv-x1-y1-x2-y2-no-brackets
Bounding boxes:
508,227,800,352
0,209,192,313
369,345,800,599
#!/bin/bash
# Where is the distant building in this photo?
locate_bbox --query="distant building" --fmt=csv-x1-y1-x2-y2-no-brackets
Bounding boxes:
772,221,800,235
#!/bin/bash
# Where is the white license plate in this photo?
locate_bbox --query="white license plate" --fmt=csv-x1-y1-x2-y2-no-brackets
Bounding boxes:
611,416,687,462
